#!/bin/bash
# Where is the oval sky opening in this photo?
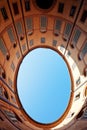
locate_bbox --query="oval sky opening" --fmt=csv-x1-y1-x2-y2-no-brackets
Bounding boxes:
17,48,71,124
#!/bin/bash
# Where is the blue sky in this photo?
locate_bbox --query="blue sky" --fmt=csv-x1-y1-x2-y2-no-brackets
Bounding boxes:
17,48,71,124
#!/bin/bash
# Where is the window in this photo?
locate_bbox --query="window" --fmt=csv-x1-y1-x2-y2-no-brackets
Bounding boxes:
0,86,8,99
0,38,7,56
4,110,18,122
75,93,80,100
70,6,76,17
0,7,8,20
8,78,13,88
2,72,6,79
58,3,64,13
63,23,72,41
25,0,30,11
71,29,81,48
0,86,3,96
12,2,19,15
60,44,65,52
40,16,47,33
7,28,15,43
67,50,71,57
11,62,15,72
54,19,62,36
16,51,20,59
29,39,34,46
72,62,76,70
76,77,81,85
80,10,87,23
79,41,87,60
52,40,57,46
81,108,87,120
15,22,23,36
26,18,32,30
22,44,26,52
26,17,33,35
41,37,45,43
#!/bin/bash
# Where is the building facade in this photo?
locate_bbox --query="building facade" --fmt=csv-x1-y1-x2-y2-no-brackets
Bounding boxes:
0,0,87,130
